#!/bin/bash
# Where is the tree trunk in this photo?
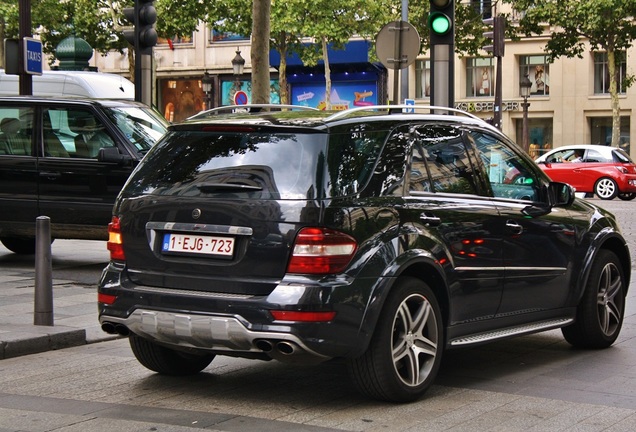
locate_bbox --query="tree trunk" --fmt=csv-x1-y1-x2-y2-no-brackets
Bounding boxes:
322,36,331,110
608,50,621,147
251,0,271,104
278,34,289,105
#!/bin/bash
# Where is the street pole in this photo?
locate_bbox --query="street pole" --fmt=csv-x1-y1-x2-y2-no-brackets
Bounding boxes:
18,0,33,96
400,0,409,103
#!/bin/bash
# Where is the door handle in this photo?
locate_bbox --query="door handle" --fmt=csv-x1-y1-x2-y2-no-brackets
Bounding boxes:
39,171,61,179
506,220,524,235
419,212,442,227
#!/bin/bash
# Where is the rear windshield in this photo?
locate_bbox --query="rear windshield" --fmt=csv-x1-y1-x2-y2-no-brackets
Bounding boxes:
126,130,329,200
124,127,392,200
614,148,634,163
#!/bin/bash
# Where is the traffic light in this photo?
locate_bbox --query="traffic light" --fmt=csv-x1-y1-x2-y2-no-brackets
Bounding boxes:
122,0,158,56
482,16,505,57
428,0,454,46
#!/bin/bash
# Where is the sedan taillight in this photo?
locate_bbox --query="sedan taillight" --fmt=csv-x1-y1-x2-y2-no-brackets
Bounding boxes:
615,166,629,174
107,216,125,261
287,227,357,275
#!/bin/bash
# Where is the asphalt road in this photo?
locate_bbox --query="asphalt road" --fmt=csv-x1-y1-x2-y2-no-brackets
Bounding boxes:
0,197,636,431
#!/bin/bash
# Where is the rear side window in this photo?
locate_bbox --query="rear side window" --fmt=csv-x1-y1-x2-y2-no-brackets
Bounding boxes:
127,130,328,200
410,125,478,195
0,107,34,156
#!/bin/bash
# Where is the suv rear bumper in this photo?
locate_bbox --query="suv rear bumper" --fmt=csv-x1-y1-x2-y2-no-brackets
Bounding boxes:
100,309,329,362
98,263,386,362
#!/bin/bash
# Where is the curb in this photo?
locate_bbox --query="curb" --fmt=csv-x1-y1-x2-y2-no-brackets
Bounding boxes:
0,325,86,359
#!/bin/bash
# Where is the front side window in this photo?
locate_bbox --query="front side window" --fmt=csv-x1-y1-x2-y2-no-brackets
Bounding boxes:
103,106,168,153
594,52,627,94
470,131,541,202
520,55,550,96
466,58,494,98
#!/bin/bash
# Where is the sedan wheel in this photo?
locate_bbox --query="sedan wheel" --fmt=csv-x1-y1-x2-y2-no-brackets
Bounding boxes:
562,250,625,348
618,192,636,201
594,177,618,200
348,277,443,402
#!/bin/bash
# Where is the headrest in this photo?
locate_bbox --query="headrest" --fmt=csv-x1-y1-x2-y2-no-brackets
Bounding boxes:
0,118,21,134
70,115,97,133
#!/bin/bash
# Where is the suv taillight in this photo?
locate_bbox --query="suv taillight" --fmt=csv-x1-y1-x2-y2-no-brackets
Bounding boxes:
107,216,125,261
287,227,357,275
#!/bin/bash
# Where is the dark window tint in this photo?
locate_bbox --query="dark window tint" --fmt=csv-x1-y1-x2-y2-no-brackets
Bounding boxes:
327,126,391,196
410,125,478,195
127,131,328,200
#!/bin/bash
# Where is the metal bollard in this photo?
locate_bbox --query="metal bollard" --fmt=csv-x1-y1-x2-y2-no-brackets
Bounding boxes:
34,216,54,326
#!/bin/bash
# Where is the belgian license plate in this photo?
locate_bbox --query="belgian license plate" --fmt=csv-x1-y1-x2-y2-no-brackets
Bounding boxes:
162,233,235,257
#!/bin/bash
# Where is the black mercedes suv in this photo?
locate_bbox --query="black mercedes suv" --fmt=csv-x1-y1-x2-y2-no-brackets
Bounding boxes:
98,105,631,402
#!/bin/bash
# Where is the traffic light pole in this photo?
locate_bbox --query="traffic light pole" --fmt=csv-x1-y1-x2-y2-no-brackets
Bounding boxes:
140,54,153,105
431,45,454,110
428,0,455,110
123,0,157,106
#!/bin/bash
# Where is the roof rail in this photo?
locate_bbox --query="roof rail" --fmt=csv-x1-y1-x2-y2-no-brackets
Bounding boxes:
188,104,319,119
325,104,482,122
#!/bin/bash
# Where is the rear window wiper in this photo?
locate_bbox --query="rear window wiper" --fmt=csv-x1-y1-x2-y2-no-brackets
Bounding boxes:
196,182,263,192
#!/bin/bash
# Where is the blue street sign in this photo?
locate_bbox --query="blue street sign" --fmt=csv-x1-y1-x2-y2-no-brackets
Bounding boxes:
24,38,43,75
404,98,415,113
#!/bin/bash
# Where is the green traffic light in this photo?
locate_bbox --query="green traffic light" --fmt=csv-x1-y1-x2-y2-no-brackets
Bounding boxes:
429,13,451,35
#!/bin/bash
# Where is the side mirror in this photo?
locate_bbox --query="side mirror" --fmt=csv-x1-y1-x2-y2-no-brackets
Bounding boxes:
548,181,575,207
98,147,127,164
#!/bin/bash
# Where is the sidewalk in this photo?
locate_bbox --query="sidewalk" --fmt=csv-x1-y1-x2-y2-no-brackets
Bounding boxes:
0,240,118,359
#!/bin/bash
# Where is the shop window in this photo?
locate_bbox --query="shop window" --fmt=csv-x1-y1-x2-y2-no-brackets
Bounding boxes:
210,28,249,43
159,78,205,122
472,0,493,19
514,118,554,158
520,55,550,96
415,59,431,99
594,52,627,94
157,35,193,49
466,58,494,98
590,117,630,153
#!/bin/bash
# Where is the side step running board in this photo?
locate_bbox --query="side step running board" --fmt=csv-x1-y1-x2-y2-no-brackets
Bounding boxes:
449,318,574,347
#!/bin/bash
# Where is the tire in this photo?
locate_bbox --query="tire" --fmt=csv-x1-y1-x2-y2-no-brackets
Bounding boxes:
1,237,37,254
348,277,443,402
618,192,636,201
129,334,215,375
594,177,618,200
562,250,626,349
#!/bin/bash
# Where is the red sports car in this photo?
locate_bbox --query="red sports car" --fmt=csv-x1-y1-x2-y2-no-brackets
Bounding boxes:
535,144,636,200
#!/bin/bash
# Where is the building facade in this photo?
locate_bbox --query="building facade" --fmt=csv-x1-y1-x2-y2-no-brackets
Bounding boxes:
85,8,634,158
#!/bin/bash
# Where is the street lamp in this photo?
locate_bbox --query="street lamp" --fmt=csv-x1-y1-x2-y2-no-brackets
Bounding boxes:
232,48,245,79
520,73,532,153
201,71,213,110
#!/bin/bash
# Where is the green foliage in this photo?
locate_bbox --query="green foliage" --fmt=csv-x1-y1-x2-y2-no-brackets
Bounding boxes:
506,0,636,59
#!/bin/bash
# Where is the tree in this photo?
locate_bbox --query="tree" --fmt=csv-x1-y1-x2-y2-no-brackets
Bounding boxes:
505,0,636,148
251,0,270,104
295,0,396,109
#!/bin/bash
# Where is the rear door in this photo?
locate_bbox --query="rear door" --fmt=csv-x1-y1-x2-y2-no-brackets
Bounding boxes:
0,105,37,236
402,124,504,326
36,105,135,239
